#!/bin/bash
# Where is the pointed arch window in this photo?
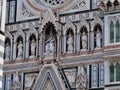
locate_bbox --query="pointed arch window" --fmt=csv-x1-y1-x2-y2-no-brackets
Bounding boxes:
109,20,120,44
110,63,114,82
116,21,120,42
116,63,120,81
110,21,114,43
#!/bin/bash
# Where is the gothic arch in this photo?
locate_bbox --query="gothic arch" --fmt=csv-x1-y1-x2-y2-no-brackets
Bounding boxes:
42,10,57,31
43,21,56,33
108,16,120,25
91,17,103,32
64,21,76,35
5,28,13,45
14,25,25,43
27,24,38,41
77,18,89,33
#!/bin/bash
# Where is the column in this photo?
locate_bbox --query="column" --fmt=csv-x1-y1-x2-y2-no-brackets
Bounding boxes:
63,35,66,54
88,32,90,50
39,36,43,60
10,39,13,60
74,34,76,53
36,38,39,57
20,73,24,90
38,37,41,57
23,40,26,59
76,33,80,52
62,36,64,53
104,61,109,84
13,42,16,60
114,64,116,82
25,40,29,58
86,65,89,88
91,31,94,50
101,30,104,48
57,31,60,59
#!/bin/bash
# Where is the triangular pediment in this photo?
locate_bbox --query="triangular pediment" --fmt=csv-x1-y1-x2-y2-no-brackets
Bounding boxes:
42,73,56,90
32,64,66,90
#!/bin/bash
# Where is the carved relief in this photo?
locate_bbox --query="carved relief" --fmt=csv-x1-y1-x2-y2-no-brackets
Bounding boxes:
64,68,77,88
22,2,34,17
43,78,55,90
24,73,37,90
76,66,87,90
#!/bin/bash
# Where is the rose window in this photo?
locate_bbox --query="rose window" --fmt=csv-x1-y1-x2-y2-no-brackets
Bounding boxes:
44,0,68,6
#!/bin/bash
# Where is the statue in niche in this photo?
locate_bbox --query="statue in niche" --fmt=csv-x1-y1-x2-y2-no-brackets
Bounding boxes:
30,39,36,57
7,76,11,90
5,42,10,60
12,71,20,89
17,40,23,59
76,66,87,90
81,31,87,51
45,32,55,54
67,34,74,53
95,28,101,49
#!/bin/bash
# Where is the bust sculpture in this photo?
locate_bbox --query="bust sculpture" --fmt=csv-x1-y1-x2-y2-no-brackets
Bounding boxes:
81,31,87,50
17,41,23,59
95,29,101,49
67,34,74,53
30,39,36,56
5,42,10,60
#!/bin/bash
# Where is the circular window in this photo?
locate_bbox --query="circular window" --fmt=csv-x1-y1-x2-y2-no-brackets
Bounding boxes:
25,0,73,11
44,0,67,6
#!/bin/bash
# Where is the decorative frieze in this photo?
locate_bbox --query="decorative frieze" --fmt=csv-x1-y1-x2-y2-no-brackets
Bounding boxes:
61,11,103,23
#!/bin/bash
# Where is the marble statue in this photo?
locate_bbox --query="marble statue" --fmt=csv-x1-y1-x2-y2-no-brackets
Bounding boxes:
6,76,11,90
17,41,23,59
67,34,74,53
13,71,20,89
5,42,10,60
76,66,87,90
81,31,87,50
45,36,55,54
95,29,101,49
30,39,36,56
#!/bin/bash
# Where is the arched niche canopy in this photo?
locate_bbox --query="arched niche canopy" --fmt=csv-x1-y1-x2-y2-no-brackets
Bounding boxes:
43,21,57,54
64,21,76,35
43,21,57,40
77,18,89,34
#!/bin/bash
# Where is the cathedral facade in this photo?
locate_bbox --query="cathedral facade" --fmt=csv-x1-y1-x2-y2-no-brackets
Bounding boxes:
0,0,6,89
3,0,120,90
